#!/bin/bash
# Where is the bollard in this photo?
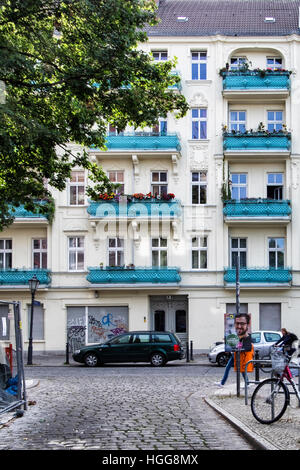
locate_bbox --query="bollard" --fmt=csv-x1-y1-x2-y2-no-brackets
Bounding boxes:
65,342,70,365
190,341,194,361
255,350,260,382
186,341,190,362
236,349,240,397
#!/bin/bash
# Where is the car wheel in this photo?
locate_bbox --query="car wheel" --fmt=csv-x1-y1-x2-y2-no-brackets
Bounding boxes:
150,352,166,367
84,352,99,367
217,353,230,367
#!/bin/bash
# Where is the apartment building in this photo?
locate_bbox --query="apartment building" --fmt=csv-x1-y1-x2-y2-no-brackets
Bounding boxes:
1,0,300,354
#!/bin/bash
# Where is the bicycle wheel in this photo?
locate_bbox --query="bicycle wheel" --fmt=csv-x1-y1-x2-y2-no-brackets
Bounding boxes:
251,378,289,424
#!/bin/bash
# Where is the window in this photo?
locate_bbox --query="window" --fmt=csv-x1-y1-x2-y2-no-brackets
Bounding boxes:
32,239,47,269
264,332,281,343
152,333,172,343
192,237,207,269
108,170,124,194
69,170,85,206
192,172,207,204
154,311,165,331
230,57,247,70
231,174,247,200
152,51,168,62
152,118,167,135
108,238,124,267
0,240,12,269
251,332,261,344
191,51,207,80
267,173,283,200
109,334,131,344
0,304,10,340
68,237,84,271
267,111,283,132
152,238,167,267
27,304,44,340
230,238,247,268
175,310,187,333
131,333,150,343
192,108,207,139
229,111,246,132
266,57,282,70
151,171,168,196
268,238,284,268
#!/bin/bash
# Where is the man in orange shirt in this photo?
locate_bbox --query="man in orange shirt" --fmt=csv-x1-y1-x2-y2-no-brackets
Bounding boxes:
234,313,254,376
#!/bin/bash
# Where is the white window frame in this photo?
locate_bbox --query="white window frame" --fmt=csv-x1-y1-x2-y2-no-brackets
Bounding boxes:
266,57,283,70
68,170,85,206
151,238,168,267
152,118,168,135
230,57,247,70
151,171,168,196
0,239,12,269
191,108,207,140
231,173,248,201
268,238,285,269
107,170,125,194
191,171,207,204
267,173,284,200
230,238,247,268
191,51,207,80
267,110,283,132
229,110,246,132
32,238,47,269
152,50,168,62
108,237,124,267
68,236,85,271
192,236,208,270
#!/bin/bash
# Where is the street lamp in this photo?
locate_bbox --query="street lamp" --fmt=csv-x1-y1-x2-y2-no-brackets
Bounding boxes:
27,274,40,365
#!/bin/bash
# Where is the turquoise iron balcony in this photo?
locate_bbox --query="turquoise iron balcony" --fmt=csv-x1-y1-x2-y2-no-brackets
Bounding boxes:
222,70,290,90
87,267,181,284
223,132,291,152
223,199,291,219
87,198,181,218
224,267,292,285
0,269,51,286
104,133,181,151
9,205,48,219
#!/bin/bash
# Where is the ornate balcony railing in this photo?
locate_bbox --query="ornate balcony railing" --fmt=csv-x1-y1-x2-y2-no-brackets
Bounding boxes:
222,71,290,90
87,267,181,284
103,133,181,151
87,199,181,218
223,132,291,151
224,267,292,284
223,199,291,218
0,269,51,285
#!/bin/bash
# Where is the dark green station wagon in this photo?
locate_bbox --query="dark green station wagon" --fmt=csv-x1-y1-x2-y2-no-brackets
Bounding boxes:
72,331,184,367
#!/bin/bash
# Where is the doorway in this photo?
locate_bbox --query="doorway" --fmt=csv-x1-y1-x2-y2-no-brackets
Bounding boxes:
150,295,188,346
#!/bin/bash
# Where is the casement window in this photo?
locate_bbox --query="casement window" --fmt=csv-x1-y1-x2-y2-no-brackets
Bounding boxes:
108,170,125,194
191,108,207,140
192,236,207,269
230,238,247,268
230,57,247,70
229,111,246,132
151,171,168,196
152,238,168,267
267,111,283,132
266,57,282,70
69,170,85,206
68,237,84,271
191,171,207,204
267,173,283,200
152,51,168,62
152,118,167,135
0,240,12,269
268,238,285,268
108,238,124,267
231,174,247,201
32,239,47,269
27,304,44,340
191,51,207,80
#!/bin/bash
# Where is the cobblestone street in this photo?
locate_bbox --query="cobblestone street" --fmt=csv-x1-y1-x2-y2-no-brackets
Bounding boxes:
0,362,254,451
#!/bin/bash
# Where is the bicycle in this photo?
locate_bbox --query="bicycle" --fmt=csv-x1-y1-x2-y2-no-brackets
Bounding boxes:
250,346,300,424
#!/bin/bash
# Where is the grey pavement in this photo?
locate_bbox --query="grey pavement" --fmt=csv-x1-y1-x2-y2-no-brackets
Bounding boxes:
0,353,299,451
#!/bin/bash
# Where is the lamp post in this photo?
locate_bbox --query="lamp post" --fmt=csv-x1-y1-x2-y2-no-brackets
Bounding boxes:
27,274,40,365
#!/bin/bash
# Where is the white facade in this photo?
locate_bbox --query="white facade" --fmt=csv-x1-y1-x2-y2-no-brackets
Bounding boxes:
1,3,300,354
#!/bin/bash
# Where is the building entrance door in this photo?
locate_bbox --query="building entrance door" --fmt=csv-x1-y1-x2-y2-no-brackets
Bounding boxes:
150,295,188,347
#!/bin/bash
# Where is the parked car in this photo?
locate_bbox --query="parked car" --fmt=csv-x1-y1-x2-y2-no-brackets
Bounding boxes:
208,330,282,366
73,331,184,367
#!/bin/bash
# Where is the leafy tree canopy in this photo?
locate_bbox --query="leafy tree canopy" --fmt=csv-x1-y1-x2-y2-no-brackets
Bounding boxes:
0,0,188,229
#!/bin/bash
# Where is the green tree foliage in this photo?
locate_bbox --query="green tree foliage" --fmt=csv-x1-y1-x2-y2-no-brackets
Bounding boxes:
0,0,188,229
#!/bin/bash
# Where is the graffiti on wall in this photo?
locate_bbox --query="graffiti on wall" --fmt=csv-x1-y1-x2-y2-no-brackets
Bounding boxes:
88,310,128,343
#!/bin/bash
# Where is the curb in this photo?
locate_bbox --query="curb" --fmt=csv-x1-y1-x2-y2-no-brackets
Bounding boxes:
205,397,279,451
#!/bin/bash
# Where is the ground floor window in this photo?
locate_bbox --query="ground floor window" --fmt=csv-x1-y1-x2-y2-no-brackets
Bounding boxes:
0,304,10,340
27,303,44,340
